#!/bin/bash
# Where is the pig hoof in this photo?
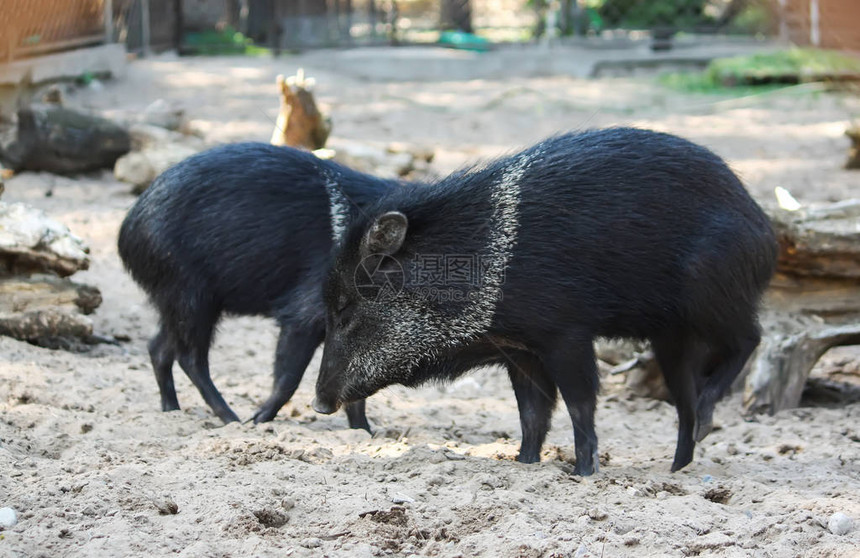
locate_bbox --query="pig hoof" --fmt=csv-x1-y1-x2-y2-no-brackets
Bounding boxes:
670,456,693,473
217,410,241,424
693,417,713,443
251,407,277,424
515,453,540,464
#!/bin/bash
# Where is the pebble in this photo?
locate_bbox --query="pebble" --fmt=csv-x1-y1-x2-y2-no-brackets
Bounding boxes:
702,475,714,483
0,507,18,529
574,542,590,557
391,493,415,504
614,522,635,536
587,507,608,521
827,512,854,536
300,537,322,548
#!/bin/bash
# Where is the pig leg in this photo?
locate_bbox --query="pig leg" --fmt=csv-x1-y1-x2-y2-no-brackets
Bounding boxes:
651,331,709,472
176,347,239,424
506,351,557,464
545,339,600,476
253,323,324,424
148,325,179,412
344,399,372,433
695,326,760,442
174,307,239,424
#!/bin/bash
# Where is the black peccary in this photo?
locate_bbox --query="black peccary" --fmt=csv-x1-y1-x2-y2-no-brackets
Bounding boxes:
118,142,396,427
313,127,777,475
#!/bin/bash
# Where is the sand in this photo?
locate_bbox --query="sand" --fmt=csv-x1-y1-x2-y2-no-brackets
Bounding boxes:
1,51,859,558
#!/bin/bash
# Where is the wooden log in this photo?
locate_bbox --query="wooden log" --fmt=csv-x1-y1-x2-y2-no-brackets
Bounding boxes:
0,274,102,343
745,322,860,414
0,107,131,175
769,200,860,279
0,202,90,277
270,70,332,151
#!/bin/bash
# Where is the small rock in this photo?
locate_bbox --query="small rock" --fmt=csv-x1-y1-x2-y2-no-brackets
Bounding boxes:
391,493,415,504
614,522,635,535
626,486,641,497
443,450,466,461
301,537,323,548
142,99,187,131
827,512,853,535
0,507,18,528
702,475,714,483
587,507,608,521
153,497,179,515
574,542,590,557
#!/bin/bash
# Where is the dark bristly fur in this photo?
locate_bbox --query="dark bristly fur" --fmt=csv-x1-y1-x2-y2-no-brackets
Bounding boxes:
118,142,396,427
314,128,778,475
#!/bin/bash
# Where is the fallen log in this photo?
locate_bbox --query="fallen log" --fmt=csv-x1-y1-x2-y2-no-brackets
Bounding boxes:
0,202,90,277
0,202,102,346
743,200,860,414
0,107,131,175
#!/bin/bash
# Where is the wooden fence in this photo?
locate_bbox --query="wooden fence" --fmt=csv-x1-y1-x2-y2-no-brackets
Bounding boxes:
0,0,109,62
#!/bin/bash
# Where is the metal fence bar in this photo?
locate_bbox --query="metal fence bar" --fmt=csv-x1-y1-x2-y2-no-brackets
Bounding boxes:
105,0,115,43
141,0,152,55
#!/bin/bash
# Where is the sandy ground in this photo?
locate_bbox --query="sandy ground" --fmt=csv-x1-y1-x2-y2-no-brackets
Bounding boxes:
1,50,860,557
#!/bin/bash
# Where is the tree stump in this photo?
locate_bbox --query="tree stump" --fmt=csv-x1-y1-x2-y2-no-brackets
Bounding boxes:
270,70,331,151
0,107,131,175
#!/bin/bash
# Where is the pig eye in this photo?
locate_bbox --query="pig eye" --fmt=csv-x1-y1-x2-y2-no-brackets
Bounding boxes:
337,302,355,327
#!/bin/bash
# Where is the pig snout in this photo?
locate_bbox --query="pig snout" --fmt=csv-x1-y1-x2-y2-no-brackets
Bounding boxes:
313,342,346,415
311,396,339,415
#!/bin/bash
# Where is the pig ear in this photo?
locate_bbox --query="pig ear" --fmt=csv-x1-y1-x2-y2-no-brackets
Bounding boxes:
362,211,408,256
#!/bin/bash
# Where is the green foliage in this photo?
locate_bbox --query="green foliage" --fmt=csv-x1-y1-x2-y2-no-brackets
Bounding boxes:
658,71,787,95
707,48,860,85
597,0,710,29
660,48,860,94
728,2,774,35
183,26,270,56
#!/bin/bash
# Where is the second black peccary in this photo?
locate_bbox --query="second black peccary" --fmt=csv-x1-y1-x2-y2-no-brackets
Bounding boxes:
118,142,397,427
313,127,778,474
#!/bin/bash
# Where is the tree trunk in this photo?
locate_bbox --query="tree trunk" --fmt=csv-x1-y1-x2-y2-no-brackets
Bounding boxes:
440,0,472,33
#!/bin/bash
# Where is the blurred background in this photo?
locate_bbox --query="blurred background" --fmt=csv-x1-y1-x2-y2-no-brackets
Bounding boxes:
1,0,858,58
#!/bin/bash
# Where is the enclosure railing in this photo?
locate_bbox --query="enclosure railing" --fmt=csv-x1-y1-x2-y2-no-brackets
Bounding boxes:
0,0,111,62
